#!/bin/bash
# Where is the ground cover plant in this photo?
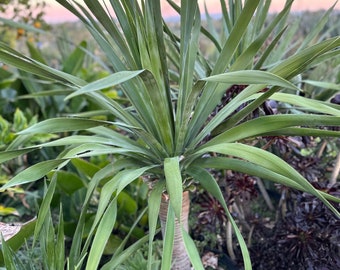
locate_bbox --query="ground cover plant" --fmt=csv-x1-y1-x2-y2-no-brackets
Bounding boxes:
0,0,340,269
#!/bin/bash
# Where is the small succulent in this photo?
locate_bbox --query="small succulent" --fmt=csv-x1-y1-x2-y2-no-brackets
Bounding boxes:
249,183,340,269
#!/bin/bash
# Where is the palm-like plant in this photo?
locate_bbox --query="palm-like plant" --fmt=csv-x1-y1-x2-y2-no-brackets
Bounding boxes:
1,0,340,269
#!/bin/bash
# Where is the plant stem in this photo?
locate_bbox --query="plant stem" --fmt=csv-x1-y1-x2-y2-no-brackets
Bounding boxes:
226,218,236,261
159,191,191,270
330,152,340,185
256,177,274,210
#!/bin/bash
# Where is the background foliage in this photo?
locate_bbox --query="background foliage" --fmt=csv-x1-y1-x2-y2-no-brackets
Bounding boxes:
0,1,339,269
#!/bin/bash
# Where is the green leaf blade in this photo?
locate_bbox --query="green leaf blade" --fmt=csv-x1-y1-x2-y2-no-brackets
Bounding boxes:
164,157,183,220
1,159,68,190
203,70,300,91
17,118,110,135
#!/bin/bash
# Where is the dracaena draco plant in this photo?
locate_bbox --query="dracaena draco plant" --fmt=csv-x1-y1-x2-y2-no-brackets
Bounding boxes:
1,0,340,269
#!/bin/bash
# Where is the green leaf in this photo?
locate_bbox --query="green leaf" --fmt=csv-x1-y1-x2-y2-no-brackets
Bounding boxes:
86,199,117,270
161,204,175,270
1,234,19,269
40,133,147,155
206,114,340,146
194,156,340,204
139,70,174,154
113,207,148,257
212,0,261,74
17,118,110,135
68,164,115,269
250,92,340,116
63,41,87,75
303,80,340,91
202,70,300,91
176,0,201,134
187,166,252,269
195,156,305,192
60,143,132,159
175,80,206,155
82,166,154,262
83,0,137,68
0,41,85,87
101,235,149,270
103,235,122,255
187,0,261,143
52,170,85,195
260,127,340,138
34,174,58,245
26,41,47,65
147,180,164,270
56,206,65,270
182,229,204,270
0,159,68,190
164,157,183,220
66,70,144,100
19,89,73,97
117,191,137,214
39,205,55,268
71,158,101,178
231,1,293,71
0,206,18,216
271,36,340,79
0,148,37,163
196,143,340,217
297,4,336,51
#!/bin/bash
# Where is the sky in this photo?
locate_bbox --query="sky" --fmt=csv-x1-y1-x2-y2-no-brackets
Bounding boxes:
42,0,340,23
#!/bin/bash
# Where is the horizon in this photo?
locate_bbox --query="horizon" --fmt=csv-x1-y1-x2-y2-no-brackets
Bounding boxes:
43,0,340,23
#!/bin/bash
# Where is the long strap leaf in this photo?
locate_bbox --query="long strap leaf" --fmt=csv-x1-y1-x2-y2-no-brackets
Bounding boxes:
195,143,340,217
69,164,115,268
164,156,183,220
85,199,117,270
160,204,175,270
147,181,164,270
187,166,252,270
0,42,85,87
186,0,261,146
193,156,340,203
0,159,69,190
205,114,340,147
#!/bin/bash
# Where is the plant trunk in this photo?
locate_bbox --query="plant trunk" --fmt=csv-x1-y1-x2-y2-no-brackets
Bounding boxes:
159,191,191,270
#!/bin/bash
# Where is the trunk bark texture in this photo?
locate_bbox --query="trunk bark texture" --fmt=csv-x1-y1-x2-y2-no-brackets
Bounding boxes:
159,191,191,270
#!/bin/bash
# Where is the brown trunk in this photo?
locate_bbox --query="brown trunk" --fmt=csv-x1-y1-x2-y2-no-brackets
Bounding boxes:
159,191,191,270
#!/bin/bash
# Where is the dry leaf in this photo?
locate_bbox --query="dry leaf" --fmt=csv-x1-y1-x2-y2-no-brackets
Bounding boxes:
202,251,218,269
0,218,36,242
0,222,22,242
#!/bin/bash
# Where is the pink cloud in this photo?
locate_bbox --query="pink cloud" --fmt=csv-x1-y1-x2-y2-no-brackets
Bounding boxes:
44,0,340,23
44,2,78,23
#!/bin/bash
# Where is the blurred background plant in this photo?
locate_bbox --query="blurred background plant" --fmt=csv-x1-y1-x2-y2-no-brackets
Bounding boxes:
0,0,49,48
0,108,56,224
